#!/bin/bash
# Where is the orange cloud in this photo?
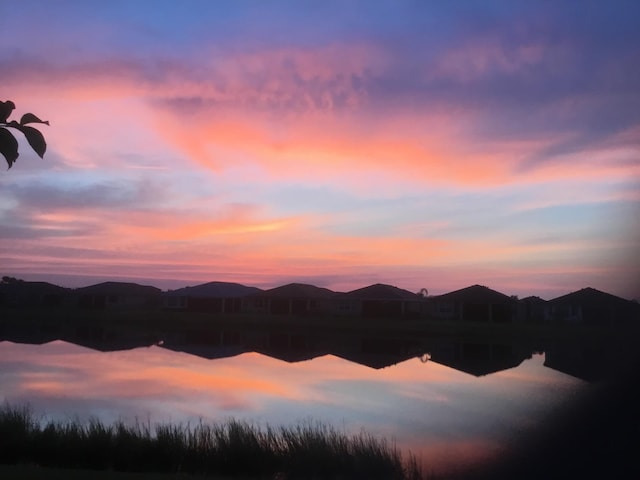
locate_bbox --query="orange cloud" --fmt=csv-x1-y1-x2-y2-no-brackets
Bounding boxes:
6,42,635,190
151,98,638,190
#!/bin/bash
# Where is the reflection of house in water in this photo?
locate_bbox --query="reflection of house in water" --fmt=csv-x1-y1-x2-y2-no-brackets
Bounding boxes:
333,351,419,369
158,326,430,370
160,326,252,360
160,339,249,361
162,281,262,313
544,339,638,382
334,335,424,369
63,325,157,352
75,282,161,310
0,320,61,345
160,327,325,363
430,285,518,323
427,337,531,376
244,283,337,316
545,287,640,327
256,331,326,363
0,320,156,352
0,280,71,307
335,283,424,318
241,329,529,373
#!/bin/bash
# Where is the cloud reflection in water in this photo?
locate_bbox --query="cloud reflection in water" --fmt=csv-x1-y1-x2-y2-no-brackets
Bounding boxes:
0,340,586,475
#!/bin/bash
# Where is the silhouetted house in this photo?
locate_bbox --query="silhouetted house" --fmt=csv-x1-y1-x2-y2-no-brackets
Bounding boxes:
244,283,337,316
545,287,640,327
519,296,548,324
335,283,424,318
162,281,262,313
75,282,161,310
0,281,70,307
430,285,518,323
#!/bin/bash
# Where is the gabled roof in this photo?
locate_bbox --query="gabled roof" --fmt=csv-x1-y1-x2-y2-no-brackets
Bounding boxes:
343,283,419,300
548,287,633,307
164,281,262,298
75,281,161,296
261,283,337,298
520,295,547,303
0,281,69,295
434,284,513,303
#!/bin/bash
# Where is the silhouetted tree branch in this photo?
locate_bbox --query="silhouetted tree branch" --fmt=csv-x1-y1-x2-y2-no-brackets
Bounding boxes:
0,100,49,169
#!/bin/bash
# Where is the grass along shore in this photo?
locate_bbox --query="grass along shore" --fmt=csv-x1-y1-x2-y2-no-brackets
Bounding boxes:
0,404,423,480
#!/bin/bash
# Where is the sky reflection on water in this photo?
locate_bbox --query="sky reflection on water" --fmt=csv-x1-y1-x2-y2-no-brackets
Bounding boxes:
0,340,587,475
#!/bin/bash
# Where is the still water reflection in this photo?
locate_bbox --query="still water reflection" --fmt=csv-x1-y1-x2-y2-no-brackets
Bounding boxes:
0,324,606,476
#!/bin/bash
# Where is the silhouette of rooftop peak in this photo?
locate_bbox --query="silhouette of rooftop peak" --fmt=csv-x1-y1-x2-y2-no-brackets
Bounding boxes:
344,283,419,300
75,281,161,294
263,283,337,298
434,284,513,302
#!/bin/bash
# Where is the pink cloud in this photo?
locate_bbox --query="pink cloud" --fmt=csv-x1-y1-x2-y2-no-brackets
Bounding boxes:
5,41,635,189
2,38,637,299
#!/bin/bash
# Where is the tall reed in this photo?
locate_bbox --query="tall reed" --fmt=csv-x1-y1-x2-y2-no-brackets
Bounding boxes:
0,404,423,479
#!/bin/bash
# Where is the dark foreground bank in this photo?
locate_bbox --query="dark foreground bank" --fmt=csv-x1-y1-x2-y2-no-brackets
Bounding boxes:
0,405,422,480
0,465,228,480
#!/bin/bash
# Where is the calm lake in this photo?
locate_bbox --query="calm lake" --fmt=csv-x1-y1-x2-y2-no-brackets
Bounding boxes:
2,322,621,476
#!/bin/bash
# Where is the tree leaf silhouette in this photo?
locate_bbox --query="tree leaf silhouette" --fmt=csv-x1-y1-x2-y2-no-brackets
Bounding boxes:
20,113,50,126
15,124,47,158
1,101,48,169
0,127,20,168
0,101,16,123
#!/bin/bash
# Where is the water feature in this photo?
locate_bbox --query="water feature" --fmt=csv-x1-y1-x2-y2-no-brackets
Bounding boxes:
3,320,620,477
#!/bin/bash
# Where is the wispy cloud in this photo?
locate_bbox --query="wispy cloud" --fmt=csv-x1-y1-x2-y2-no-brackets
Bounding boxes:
1,1,638,298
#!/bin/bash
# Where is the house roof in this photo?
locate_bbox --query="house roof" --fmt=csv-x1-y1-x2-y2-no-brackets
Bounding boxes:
548,287,633,307
434,284,513,304
520,296,547,303
343,283,420,300
164,281,263,298
261,283,337,298
0,281,69,295
75,281,161,296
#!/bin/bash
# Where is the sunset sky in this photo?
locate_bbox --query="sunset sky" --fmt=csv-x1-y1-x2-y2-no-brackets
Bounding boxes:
1,1,639,299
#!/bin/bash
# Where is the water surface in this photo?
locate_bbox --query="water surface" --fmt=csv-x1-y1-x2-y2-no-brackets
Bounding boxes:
0,331,592,475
